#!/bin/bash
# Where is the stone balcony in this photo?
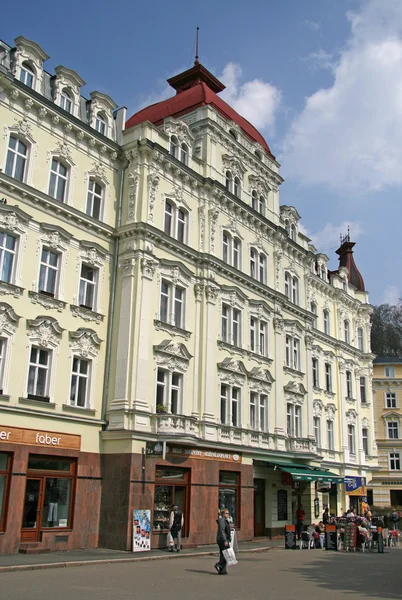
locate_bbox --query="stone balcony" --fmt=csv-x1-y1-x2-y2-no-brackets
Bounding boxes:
285,436,317,454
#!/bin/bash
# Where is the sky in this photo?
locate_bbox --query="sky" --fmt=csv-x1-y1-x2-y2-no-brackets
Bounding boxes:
1,0,401,306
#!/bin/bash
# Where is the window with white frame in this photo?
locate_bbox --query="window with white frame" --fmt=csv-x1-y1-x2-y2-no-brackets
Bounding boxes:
49,159,68,202
27,347,51,399
250,249,266,283
250,392,267,431
327,419,335,450
95,112,107,135
287,403,301,436
348,424,356,454
387,421,399,439
344,320,350,344
360,377,367,403
362,427,369,454
0,339,6,394
357,327,364,351
164,200,187,244
290,223,296,241
180,143,188,165
320,265,326,280
156,368,182,414
390,452,401,470
86,179,103,219
312,357,319,388
19,62,34,88
323,309,330,335
313,416,321,447
223,232,241,269
0,232,16,284
311,302,318,328
250,317,267,356
170,135,178,157
325,362,332,392
386,392,397,408
160,279,185,329
39,248,59,296
5,136,28,182
284,272,299,304
346,370,353,399
79,264,98,310
60,88,72,113
251,190,265,215
233,176,241,198
225,171,241,198
221,304,241,346
70,357,91,407
385,367,395,378
220,384,240,427
285,335,300,370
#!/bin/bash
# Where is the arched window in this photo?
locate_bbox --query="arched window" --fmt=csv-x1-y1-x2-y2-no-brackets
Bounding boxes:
284,272,291,299
258,253,267,284
49,158,69,202
180,143,188,165
86,178,104,219
323,309,330,335
223,231,241,269
255,150,262,160
252,190,258,211
311,301,318,327
290,223,296,241
357,327,364,351
164,199,187,243
320,265,326,280
95,112,107,136
259,196,265,216
229,129,237,140
285,219,290,236
225,170,233,192
19,62,34,88
344,320,350,344
170,135,178,158
60,88,72,113
292,277,299,304
233,176,241,198
5,136,28,182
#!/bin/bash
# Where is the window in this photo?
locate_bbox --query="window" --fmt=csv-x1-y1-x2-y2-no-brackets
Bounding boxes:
390,452,401,471
320,265,326,280
156,368,182,414
219,471,239,527
327,420,334,450
313,416,321,447
284,272,299,304
251,191,265,215
180,143,188,165
311,302,318,328
27,347,50,400
259,253,267,284
323,310,330,335
221,304,241,346
95,113,106,135
385,367,395,378
0,232,16,283
312,358,319,388
250,249,266,283
39,248,59,296
0,453,11,531
360,377,367,403
19,62,34,88
170,135,179,157
160,279,185,329
290,223,296,241
0,339,6,393
86,179,103,219
60,89,72,113
70,357,90,407
386,392,397,408
388,422,399,439
220,384,240,427
5,136,28,182
250,317,267,356
233,176,241,198
287,403,301,437
79,264,98,310
325,362,332,392
223,232,241,269
49,159,68,202
285,336,300,370
344,320,350,344
164,200,187,243
153,467,189,533
250,392,267,431
225,170,233,192
292,278,299,304
348,424,355,455
346,370,353,399
357,327,364,351
362,428,368,454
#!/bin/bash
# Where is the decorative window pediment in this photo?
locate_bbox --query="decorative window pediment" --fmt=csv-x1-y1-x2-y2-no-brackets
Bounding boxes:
284,381,307,396
325,403,337,420
164,117,195,147
89,91,117,136
53,65,85,117
0,303,20,336
47,141,75,166
13,36,49,91
283,320,304,337
248,175,271,196
361,417,370,428
153,339,192,372
0,205,31,234
218,358,247,385
39,223,72,252
383,411,401,421
346,409,357,425
27,316,64,348
280,205,301,223
248,367,274,392
222,155,246,178
313,400,323,417
69,328,102,358
221,286,247,310
79,241,107,268
249,300,271,321
159,261,193,288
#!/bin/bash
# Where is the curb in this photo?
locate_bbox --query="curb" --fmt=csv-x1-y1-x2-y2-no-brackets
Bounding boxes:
0,546,277,573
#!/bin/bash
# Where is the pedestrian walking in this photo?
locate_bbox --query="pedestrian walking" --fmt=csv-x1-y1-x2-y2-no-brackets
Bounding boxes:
296,505,305,540
215,508,231,575
390,509,400,531
322,507,330,525
168,504,183,552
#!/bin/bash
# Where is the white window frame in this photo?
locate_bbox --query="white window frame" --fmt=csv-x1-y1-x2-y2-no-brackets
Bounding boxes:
311,302,318,328
250,391,267,431
327,419,334,450
348,424,356,455
60,88,72,113
312,357,319,388
285,335,300,371
164,199,188,244
159,279,185,329
0,338,7,394
357,327,364,351
385,367,395,378
287,403,301,437
0,231,17,284
249,316,268,357
346,370,353,399
221,304,241,347
387,421,399,439
49,158,69,202
19,62,35,88
223,232,241,269
344,320,350,344
323,309,330,335
325,362,332,392
360,377,367,403
220,383,240,427
313,416,321,447
95,112,107,136
156,368,183,414
386,392,397,408
86,178,104,220
38,247,60,297
27,346,51,399
362,427,369,455
69,356,91,408
284,272,299,304
389,452,401,471
79,263,98,311
5,135,28,182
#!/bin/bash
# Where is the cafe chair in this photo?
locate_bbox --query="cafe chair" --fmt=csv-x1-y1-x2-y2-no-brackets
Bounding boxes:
300,531,314,550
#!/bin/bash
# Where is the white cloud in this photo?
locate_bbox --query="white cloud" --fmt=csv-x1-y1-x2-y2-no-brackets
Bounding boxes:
282,0,402,192
304,20,322,31
304,220,364,254
381,285,400,305
220,63,281,132
304,49,336,71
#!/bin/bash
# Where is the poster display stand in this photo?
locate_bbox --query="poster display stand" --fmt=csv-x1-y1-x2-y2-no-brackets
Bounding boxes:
133,509,151,552
325,524,338,551
285,524,296,549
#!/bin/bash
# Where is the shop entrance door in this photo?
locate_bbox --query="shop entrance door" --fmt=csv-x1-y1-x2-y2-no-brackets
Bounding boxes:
254,479,265,537
21,478,43,542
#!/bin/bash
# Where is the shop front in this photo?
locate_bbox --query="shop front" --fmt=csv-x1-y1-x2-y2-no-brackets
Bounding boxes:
345,476,367,514
0,424,101,555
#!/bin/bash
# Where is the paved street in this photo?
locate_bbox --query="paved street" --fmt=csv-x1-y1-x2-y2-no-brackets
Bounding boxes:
0,548,400,600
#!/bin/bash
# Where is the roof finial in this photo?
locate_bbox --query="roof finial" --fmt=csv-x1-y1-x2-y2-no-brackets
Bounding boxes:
194,26,199,65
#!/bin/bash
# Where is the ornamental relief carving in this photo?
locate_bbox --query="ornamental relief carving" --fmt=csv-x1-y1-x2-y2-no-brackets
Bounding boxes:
0,303,20,336
71,305,103,324
147,173,160,223
313,400,323,417
47,141,74,165
346,410,357,425
0,212,26,235
0,282,23,298
28,292,66,313
127,172,139,222
325,403,336,420
69,328,101,358
198,205,205,252
27,317,63,348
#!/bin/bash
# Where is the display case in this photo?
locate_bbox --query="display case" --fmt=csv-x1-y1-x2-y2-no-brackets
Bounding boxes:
153,486,172,531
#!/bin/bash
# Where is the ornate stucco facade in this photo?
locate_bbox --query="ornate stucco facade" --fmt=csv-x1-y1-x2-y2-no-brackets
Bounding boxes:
0,36,378,553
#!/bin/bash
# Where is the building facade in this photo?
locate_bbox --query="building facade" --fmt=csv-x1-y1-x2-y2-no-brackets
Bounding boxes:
0,36,378,554
371,357,402,508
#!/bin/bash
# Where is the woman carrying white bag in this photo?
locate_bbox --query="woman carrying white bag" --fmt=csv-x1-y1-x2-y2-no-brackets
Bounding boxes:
214,508,237,574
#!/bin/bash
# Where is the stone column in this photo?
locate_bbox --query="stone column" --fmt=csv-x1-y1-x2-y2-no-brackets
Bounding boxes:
202,283,220,421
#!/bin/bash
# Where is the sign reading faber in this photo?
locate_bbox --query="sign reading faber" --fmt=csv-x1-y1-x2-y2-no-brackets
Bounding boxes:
0,425,81,450
146,442,241,463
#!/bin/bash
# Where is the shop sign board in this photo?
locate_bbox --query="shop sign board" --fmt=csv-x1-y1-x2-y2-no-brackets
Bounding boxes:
133,509,151,552
344,476,366,496
146,442,241,463
325,524,338,551
0,424,81,450
285,524,296,549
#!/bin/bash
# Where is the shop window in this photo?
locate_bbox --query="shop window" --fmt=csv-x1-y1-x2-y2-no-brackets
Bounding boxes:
0,452,12,532
219,471,239,527
153,467,189,534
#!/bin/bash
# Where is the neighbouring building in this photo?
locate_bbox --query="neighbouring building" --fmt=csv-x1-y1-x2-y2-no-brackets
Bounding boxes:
0,36,378,554
371,357,402,508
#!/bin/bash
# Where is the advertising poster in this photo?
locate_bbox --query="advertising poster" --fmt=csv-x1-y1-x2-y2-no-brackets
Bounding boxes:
133,509,151,552
344,476,367,497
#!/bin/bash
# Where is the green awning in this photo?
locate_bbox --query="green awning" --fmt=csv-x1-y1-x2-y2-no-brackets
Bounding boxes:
275,464,343,483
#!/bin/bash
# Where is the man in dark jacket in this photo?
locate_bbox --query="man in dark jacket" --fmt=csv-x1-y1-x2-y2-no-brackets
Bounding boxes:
215,508,231,575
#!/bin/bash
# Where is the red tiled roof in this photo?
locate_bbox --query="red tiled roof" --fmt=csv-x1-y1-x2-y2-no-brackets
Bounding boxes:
125,64,274,158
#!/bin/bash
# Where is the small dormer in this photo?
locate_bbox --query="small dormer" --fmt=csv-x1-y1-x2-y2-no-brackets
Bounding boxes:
89,91,117,139
53,65,85,118
13,36,49,93
164,117,195,166
315,252,329,282
280,206,301,241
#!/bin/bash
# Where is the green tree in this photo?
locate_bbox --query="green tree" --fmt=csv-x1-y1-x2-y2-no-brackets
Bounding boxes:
371,304,402,357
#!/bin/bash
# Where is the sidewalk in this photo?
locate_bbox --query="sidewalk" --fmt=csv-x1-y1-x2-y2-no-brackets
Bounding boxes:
0,538,284,573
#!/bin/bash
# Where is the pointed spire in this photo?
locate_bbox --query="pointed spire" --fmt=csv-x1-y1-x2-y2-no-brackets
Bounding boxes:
194,26,199,65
